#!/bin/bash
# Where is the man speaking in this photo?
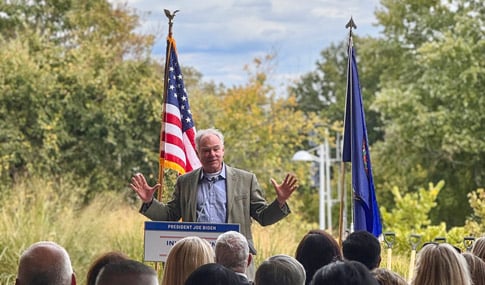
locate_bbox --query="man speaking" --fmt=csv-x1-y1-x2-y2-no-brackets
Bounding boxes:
130,128,298,256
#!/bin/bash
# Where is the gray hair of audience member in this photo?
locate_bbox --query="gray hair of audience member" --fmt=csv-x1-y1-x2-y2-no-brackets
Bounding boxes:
254,254,306,285
215,231,250,273
195,128,224,150
16,241,75,285
472,236,485,261
411,242,471,285
95,259,158,285
310,260,379,285
462,252,485,285
371,268,408,285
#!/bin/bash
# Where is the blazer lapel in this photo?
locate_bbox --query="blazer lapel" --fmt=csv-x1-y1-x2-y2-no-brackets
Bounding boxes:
186,169,202,222
225,165,237,223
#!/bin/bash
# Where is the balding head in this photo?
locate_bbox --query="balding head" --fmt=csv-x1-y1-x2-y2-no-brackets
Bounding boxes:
16,241,76,285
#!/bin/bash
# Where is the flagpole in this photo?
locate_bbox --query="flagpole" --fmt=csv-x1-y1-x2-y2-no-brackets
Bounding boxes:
339,17,357,248
158,9,179,202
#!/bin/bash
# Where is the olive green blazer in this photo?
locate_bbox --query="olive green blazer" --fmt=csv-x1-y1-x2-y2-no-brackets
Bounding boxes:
141,165,290,254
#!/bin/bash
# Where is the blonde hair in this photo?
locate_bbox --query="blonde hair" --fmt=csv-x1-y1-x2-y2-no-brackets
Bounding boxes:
411,243,471,285
161,236,214,285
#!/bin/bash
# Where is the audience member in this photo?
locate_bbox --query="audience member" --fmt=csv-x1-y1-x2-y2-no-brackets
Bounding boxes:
311,260,379,285
371,268,408,285
95,259,158,285
215,231,252,284
254,254,305,285
411,242,471,285
342,230,381,270
472,236,485,261
462,252,485,285
184,263,244,285
295,229,342,285
86,251,129,285
16,241,76,285
161,236,215,285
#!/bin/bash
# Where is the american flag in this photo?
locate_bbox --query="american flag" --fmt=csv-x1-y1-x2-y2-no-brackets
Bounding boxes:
160,37,201,175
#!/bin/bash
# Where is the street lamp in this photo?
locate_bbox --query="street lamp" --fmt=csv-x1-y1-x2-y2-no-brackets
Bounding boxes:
292,143,331,230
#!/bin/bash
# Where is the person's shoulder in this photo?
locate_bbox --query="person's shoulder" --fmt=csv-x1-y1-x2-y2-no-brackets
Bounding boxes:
226,165,255,177
178,168,202,180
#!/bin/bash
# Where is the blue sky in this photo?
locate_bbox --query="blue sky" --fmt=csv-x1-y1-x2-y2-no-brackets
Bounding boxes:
110,0,382,92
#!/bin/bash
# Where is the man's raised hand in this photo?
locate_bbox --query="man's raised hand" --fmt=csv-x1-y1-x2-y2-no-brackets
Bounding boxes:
130,173,160,203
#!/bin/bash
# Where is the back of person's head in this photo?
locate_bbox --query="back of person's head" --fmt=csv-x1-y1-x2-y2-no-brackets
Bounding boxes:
411,242,471,285
472,236,485,261
310,260,379,285
184,263,243,285
462,252,485,285
215,231,250,273
16,241,75,285
95,259,158,285
254,254,305,285
295,229,342,285
371,268,408,285
161,236,215,285
342,230,381,270
86,251,129,285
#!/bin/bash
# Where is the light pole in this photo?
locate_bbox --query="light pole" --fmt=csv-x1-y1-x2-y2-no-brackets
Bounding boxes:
292,143,328,230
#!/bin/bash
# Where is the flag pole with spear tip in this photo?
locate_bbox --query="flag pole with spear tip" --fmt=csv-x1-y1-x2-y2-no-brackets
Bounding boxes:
153,9,180,274
338,17,356,248
158,9,180,202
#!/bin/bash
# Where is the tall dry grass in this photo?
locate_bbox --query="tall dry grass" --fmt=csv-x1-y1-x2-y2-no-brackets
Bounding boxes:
0,176,147,285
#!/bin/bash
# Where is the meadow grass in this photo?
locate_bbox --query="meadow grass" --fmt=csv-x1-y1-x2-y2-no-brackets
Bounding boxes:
0,177,411,284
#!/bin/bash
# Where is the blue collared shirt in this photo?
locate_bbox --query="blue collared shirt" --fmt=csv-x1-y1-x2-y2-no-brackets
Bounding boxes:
196,166,227,223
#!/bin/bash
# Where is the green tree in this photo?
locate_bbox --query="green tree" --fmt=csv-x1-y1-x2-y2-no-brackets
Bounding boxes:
290,37,384,144
0,1,163,197
372,0,485,226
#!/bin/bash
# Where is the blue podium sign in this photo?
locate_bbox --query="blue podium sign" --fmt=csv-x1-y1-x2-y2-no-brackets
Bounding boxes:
143,221,240,262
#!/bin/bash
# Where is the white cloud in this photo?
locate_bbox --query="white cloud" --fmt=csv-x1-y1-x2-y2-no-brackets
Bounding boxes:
109,0,381,90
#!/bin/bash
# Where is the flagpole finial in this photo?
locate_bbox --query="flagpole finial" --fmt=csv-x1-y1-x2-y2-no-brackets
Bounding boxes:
345,17,357,30
164,9,180,37
345,17,357,44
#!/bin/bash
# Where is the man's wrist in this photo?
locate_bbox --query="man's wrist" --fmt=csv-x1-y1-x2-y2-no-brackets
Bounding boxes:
140,198,154,213
144,197,154,205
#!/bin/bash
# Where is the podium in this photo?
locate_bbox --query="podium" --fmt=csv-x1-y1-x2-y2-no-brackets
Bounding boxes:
143,221,240,262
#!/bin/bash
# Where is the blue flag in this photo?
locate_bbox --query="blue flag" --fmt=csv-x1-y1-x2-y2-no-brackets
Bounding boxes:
342,45,382,237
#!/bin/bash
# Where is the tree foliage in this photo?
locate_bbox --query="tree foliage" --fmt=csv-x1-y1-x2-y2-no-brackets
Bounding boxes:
0,0,162,197
372,0,485,225
380,180,469,254
189,55,326,209
291,0,484,227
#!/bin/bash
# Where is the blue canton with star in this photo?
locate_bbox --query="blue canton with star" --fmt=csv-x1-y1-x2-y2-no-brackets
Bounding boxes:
166,47,195,132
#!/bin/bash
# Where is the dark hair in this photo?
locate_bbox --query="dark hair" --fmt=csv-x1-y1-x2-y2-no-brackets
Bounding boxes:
184,263,242,285
86,251,129,285
295,230,342,285
342,230,381,270
310,260,379,285
96,259,158,285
